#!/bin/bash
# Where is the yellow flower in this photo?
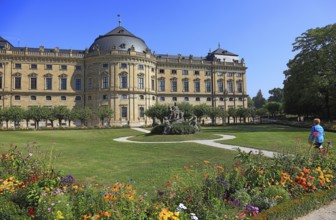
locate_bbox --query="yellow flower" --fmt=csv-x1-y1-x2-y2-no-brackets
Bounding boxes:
55,210,64,220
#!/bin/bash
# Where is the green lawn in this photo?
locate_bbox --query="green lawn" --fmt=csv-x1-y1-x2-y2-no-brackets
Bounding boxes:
1,125,335,195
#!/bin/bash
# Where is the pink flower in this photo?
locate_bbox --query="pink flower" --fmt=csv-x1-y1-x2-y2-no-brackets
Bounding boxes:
313,131,319,137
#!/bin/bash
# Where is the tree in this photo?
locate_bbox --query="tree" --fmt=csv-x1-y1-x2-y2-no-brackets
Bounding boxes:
236,108,250,123
268,88,284,102
45,107,56,127
265,102,282,118
2,108,11,128
144,104,170,125
53,106,70,127
23,109,32,128
177,102,194,120
65,108,77,127
95,106,114,126
227,108,237,124
247,96,254,108
256,108,268,124
0,108,3,128
193,103,210,123
8,106,25,129
252,90,266,109
73,107,93,126
206,106,225,125
283,23,336,120
29,106,49,129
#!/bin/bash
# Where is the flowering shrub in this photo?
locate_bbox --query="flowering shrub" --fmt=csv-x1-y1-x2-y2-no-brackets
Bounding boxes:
0,141,335,219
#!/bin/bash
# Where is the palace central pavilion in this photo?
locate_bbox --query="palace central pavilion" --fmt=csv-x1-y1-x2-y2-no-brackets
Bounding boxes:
0,23,248,127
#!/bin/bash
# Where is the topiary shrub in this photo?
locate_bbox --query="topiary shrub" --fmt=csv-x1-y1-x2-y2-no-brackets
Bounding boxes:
151,124,165,134
170,121,199,134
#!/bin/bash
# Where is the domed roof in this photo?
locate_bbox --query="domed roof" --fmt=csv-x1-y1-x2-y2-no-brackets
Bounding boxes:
0,37,14,50
89,26,150,53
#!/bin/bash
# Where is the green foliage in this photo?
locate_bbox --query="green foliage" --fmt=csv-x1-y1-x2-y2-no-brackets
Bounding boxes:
283,23,336,120
177,102,194,120
252,90,266,109
144,104,170,124
95,106,114,126
268,88,284,102
151,124,165,134
193,103,210,122
264,102,282,118
170,121,199,134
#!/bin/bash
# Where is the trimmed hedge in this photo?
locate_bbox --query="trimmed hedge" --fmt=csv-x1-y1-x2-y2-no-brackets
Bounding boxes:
251,187,336,220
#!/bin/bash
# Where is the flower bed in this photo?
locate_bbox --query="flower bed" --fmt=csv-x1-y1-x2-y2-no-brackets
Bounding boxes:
0,142,335,219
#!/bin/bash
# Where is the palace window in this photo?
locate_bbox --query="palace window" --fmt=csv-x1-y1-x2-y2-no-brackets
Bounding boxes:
46,64,52,70
121,74,128,88
139,95,144,100
151,79,155,91
31,96,36,101
227,72,233,77
31,64,37,69
102,63,108,69
217,80,224,93
184,97,189,101
45,77,52,90
60,65,67,70
194,80,200,92
159,78,165,92
61,96,66,101
205,71,211,76
236,81,242,93
138,64,144,70
102,76,109,89
15,95,20,100
75,78,81,90
183,79,189,92
159,69,165,74
171,69,177,74
121,106,127,118
121,63,127,69
103,95,108,100
171,78,177,92
205,79,211,92
236,73,242,77
30,77,37,90
15,63,21,69
46,96,52,101
207,97,212,102
60,76,67,90
227,81,233,93
75,96,81,101
172,97,177,101
194,70,200,75
75,65,81,70
121,94,127,100
139,106,145,117
138,75,144,89
159,96,165,101
15,76,21,89
182,70,188,75
195,97,200,101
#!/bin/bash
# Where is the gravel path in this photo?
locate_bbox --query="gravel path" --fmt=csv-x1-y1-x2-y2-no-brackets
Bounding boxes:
115,127,336,219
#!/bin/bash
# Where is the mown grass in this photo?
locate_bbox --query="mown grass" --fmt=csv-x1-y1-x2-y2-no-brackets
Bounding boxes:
0,128,237,195
1,124,335,195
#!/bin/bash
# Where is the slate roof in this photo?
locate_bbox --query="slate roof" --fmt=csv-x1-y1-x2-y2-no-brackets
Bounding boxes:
89,26,149,53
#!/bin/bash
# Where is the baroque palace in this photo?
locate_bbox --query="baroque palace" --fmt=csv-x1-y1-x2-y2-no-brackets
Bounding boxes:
0,22,248,127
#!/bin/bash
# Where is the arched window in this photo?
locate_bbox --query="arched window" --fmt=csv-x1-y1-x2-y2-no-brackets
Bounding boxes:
205,79,211,92
236,80,243,93
59,74,67,90
182,78,189,92
194,79,200,92
29,73,37,90
227,80,233,93
217,79,224,93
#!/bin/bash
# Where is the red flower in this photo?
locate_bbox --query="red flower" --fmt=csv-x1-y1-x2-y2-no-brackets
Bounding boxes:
29,207,35,217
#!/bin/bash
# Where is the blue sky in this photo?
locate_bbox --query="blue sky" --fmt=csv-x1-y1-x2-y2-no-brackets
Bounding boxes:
1,0,335,98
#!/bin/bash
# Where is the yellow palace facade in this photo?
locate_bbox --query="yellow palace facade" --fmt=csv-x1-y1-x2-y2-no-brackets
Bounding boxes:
0,24,248,127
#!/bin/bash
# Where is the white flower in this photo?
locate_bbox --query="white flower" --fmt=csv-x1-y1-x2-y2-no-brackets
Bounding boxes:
28,153,33,157
176,203,187,212
190,213,198,220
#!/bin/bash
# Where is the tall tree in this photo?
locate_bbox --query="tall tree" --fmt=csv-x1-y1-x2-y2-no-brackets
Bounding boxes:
95,106,114,126
268,88,284,102
283,23,336,120
53,106,70,127
252,90,266,109
193,103,210,123
144,104,170,125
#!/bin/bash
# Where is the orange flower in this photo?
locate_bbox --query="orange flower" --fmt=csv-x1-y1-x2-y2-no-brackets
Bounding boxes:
214,165,224,170
203,160,210,164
